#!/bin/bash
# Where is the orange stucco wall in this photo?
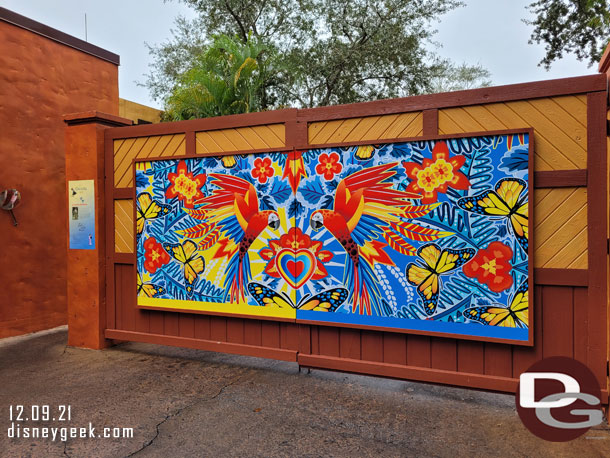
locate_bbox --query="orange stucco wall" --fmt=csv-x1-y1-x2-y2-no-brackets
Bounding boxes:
0,19,119,338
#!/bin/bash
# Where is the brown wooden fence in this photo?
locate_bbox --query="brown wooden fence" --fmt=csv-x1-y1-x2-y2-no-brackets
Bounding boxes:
99,74,608,403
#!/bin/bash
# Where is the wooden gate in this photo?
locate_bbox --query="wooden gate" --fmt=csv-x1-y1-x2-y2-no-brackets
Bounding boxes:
100,74,608,403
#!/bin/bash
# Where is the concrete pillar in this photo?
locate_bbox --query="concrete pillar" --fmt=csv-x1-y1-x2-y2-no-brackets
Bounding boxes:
64,111,131,349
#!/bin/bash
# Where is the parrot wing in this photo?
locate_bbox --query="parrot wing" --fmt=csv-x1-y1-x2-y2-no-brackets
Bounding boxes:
333,162,421,245
198,173,260,242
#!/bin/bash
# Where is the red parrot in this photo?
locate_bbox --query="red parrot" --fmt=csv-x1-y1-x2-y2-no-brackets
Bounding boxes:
194,174,280,302
310,162,423,315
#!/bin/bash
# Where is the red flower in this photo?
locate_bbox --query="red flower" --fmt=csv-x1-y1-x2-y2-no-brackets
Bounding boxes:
462,241,514,292
251,157,275,184
143,237,170,273
402,141,470,204
315,152,343,180
259,227,333,281
166,160,206,208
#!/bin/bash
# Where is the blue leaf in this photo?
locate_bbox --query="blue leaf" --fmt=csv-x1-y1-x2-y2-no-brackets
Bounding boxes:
499,146,529,172
135,171,149,190
260,195,275,211
269,178,291,204
289,198,305,218
299,176,327,204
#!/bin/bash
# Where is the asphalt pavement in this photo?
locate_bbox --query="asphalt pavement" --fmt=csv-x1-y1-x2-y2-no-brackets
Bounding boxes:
1,327,609,457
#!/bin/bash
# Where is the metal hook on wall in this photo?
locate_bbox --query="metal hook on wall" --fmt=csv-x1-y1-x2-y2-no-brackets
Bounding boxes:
1,189,21,226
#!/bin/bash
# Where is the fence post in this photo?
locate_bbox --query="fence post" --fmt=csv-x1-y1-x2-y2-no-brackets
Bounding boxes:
63,111,132,349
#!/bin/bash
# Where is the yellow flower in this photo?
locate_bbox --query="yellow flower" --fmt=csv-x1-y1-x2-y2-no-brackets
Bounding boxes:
430,158,454,184
416,167,441,193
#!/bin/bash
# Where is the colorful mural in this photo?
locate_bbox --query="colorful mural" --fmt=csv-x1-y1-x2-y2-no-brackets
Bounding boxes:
135,132,531,342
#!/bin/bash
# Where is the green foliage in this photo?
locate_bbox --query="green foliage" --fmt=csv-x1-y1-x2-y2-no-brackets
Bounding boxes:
525,0,610,68
146,0,492,118
161,34,278,120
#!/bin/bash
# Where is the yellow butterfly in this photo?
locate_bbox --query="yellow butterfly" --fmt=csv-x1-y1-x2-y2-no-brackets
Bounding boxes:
136,192,171,237
163,240,205,296
463,279,528,328
137,273,164,298
457,178,528,253
247,282,348,312
406,243,475,316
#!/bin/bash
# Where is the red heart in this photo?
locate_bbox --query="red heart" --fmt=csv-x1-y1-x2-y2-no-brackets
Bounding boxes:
286,260,304,278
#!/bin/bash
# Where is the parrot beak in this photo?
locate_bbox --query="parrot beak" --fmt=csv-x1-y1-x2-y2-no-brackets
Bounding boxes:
310,219,323,232
269,219,280,230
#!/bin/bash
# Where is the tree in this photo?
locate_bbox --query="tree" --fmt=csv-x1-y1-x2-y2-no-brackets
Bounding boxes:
161,34,279,120
145,0,491,116
525,0,610,68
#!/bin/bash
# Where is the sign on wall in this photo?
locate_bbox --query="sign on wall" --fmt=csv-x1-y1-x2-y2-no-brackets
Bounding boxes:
135,131,532,343
69,179,95,250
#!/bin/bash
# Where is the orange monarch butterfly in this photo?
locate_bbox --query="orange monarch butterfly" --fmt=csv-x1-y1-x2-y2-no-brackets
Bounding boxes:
457,178,528,253
463,279,528,328
406,243,475,315
163,240,205,296
136,192,171,237
247,282,348,312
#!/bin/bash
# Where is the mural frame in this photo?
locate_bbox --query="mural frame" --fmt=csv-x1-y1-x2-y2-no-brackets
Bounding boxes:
131,127,535,346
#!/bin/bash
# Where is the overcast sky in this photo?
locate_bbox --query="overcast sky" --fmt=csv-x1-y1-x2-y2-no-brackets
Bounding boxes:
1,0,598,109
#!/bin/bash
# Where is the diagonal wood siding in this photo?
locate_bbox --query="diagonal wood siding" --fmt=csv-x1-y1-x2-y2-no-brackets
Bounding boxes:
195,124,285,154
308,112,423,144
114,200,134,254
439,95,587,171
534,187,587,268
114,134,186,187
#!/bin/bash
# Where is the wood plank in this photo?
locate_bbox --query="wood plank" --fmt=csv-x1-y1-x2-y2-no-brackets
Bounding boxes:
121,264,136,332
196,131,223,154
406,335,431,367
541,227,587,268
280,323,299,351
315,117,361,144
484,343,513,378
430,339,457,371
298,324,311,354
318,327,340,357
194,315,211,340
542,286,574,358
572,287,588,365
309,119,344,144
105,329,297,361
179,314,195,339
398,114,423,138
159,135,186,158
339,328,361,360
534,170,587,188
209,316,227,341
149,310,164,335
261,321,281,349
244,320,262,347
512,285,543,377
226,318,244,344
260,124,285,146
163,312,180,337
456,340,484,374
380,112,420,139
361,114,400,140
586,91,608,388
344,116,383,142
441,107,485,133
361,330,383,362
383,333,407,365
534,268,588,286
422,109,438,135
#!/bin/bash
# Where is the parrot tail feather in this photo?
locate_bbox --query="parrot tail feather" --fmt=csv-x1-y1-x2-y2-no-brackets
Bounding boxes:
345,256,382,316
223,253,251,303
